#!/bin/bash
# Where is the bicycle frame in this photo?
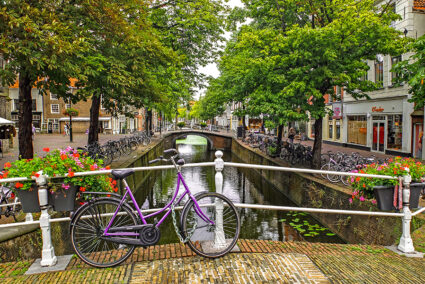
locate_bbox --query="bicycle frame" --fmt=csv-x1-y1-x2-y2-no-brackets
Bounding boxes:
103,171,215,237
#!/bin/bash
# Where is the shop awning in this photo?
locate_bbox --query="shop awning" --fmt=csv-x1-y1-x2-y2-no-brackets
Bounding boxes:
0,117,15,125
410,110,424,116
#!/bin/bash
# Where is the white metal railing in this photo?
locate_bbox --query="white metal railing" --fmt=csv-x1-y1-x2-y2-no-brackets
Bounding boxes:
0,151,422,267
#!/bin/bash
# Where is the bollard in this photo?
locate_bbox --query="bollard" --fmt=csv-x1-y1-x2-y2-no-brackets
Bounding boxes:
36,171,57,266
214,150,226,248
397,171,415,253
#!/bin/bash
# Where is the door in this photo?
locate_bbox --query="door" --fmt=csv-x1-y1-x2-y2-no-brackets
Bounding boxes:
413,123,423,158
372,121,386,152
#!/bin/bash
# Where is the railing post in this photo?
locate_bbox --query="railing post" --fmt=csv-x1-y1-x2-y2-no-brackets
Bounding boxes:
398,170,415,253
214,150,226,248
36,171,57,266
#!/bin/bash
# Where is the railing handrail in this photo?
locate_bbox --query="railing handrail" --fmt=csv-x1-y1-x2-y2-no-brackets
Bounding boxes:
0,161,396,184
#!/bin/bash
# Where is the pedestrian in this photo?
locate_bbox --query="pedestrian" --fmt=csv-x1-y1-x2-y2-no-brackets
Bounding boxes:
418,131,423,159
64,123,70,136
31,124,35,141
288,127,296,144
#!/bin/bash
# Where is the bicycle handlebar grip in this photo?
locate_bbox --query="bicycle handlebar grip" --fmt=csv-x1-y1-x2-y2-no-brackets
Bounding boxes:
149,159,159,164
164,148,178,155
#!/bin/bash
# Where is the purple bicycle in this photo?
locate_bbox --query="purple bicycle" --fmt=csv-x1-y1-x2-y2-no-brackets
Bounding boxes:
70,148,240,268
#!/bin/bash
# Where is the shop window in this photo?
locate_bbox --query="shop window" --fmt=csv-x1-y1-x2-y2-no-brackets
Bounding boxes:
374,60,383,87
347,116,367,145
387,115,402,150
336,120,341,140
328,121,333,139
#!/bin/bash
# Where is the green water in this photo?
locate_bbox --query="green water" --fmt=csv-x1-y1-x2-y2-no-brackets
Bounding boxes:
176,135,207,145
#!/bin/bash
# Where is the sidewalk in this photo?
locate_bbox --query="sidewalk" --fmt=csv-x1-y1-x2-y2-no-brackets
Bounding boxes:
1,240,424,283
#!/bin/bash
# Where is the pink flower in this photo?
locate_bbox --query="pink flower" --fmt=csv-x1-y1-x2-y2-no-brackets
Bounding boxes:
349,198,353,204
371,200,377,204
61,184,70,190
359,196,365,202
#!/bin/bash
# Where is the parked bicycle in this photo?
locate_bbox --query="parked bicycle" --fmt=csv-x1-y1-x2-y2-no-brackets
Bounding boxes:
70,148,240,268
0,184,21,222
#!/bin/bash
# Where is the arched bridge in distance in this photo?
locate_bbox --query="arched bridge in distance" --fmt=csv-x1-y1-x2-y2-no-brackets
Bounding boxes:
163,129,233,151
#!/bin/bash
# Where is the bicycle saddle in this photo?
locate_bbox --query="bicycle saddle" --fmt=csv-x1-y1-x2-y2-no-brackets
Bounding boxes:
177,158,185,166
111,169,135,180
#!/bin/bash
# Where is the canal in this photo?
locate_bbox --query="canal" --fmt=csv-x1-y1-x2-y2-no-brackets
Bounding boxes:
134,135,344,245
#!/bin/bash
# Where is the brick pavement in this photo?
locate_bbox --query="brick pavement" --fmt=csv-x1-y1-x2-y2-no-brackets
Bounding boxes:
1,240,425,283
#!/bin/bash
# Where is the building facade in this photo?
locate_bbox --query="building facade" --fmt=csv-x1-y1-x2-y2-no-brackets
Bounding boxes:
309,0,425,157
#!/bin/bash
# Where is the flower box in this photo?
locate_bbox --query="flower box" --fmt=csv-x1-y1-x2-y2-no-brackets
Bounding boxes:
48,185,78,212
15,187,40,213
373,183,424,211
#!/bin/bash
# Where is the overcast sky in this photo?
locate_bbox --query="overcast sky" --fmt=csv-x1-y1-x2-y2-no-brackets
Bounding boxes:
195,0,244,99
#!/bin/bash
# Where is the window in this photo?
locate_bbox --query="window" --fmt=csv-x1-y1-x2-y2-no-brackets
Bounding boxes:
387,115,403,150
391,56,402,84
328,121,333,139
50,93,58,100
51,104,59,113
32,114,41,120
11,114,18,121
32,99,37,111
65,104,71,109
347,115,367,145
103,121,110,129
374,60,383,87
100,94,105,110
13,99,19,111
336,120,341,140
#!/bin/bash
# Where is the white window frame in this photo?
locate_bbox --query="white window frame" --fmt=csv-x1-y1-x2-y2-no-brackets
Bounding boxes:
100,94,106,110
51,104,60,114
65,104,71,109
50,93,58,100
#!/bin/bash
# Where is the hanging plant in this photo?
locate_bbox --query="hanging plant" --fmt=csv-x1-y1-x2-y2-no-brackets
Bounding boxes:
63,108,79,117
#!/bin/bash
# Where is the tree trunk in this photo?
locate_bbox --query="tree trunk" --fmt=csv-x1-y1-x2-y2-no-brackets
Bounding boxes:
148,109,152,135
276,124,284,155
145,107,149,135
311,117,323,169
88,94,100,145
175,110,178,131
242,116,246,138
18,73,34,159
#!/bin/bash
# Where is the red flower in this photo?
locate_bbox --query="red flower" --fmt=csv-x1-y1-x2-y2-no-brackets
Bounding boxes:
113,187,118,192
68,171,75,177
105,166,111,170
90,165,96,171
73,153,80,158
106,194,111,197
4,162,11,168
33,173,40,178
10,193,15,199
15,182,23,189
79,187,86,192
43,148,50,152
61,154,67,160
112,180,117,186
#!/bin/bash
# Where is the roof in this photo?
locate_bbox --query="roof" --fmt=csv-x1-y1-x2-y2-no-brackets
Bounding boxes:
414,0,425,11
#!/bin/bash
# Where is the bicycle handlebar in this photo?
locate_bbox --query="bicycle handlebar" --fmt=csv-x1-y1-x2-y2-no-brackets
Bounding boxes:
149,149,179,165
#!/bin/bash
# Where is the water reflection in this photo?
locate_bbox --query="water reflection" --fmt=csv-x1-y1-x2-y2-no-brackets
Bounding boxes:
135,136,344,244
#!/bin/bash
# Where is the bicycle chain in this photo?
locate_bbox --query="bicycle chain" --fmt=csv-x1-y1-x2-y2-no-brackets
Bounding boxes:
171,203,197,243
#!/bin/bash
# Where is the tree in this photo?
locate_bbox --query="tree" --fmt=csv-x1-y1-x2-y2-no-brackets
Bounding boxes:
393,34,425,108
215,0,405,168
0,0,87,158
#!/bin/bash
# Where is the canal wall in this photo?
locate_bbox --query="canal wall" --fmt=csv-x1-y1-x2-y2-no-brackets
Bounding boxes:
231,139,420,245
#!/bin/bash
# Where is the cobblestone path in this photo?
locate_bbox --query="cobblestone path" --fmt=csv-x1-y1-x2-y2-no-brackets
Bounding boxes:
130,253,329,283
1,240,425,283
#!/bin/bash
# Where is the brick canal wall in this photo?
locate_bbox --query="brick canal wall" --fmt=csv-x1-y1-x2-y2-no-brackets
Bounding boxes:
231,139,413,245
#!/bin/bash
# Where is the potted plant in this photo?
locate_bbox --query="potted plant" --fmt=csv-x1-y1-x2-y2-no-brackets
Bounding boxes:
200,122,207,129
349,157,425,210
3,147,116,212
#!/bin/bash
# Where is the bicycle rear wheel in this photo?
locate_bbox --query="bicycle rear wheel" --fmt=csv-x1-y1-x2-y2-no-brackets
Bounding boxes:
70,198,138,268
181,192,240,258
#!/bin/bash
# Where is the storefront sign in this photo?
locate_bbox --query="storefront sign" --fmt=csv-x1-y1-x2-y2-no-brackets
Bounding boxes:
332,102,342,119
372,107,384,112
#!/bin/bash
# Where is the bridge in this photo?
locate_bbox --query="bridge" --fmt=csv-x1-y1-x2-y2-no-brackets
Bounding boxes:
162,129,233,151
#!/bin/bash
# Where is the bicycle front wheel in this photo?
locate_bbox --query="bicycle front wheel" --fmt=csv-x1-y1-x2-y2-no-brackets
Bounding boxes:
70,198,138,268
181,192,240,258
